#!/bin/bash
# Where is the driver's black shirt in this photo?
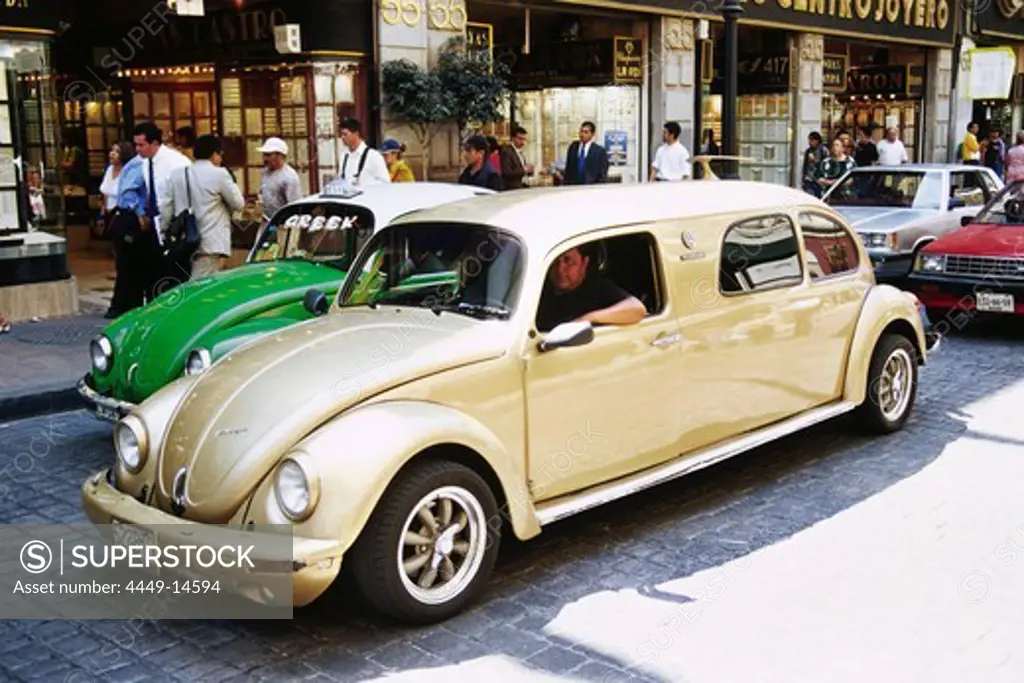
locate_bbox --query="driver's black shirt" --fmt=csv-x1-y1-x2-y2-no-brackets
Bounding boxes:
536,276,633,332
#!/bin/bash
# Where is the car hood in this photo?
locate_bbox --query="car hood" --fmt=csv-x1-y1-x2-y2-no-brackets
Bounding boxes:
924,222,1024,257
153,308,511,521
99,260,342,402
832,206,934,233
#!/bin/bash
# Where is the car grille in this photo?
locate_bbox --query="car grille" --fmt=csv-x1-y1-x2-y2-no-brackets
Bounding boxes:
943,254,1024,281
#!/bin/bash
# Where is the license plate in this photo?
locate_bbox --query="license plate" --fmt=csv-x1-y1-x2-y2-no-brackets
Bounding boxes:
111,520,158,574
976,292,1014,313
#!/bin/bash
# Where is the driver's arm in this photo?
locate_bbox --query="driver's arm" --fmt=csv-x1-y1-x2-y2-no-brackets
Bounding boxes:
577,296,647,326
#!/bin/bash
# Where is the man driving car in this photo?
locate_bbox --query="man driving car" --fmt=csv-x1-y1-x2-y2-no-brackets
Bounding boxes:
536,246,647,332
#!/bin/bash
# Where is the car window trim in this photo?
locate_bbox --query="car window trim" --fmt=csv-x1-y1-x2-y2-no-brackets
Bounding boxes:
796,210,862,284
717,212,805,298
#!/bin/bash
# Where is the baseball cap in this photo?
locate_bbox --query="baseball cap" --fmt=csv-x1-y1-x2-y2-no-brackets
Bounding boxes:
257,137,289,155
381,137,402,152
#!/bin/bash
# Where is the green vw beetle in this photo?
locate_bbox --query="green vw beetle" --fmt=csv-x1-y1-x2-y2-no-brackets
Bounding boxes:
79,182,493,422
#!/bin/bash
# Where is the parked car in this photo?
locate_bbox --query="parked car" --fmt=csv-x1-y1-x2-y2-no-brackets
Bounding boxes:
79,182,493,421
82,181,930,624
822,164,1003,279
909,178,1024,318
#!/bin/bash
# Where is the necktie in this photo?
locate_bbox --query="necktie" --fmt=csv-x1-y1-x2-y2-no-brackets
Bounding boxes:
147,159,159,219
578,144,586,181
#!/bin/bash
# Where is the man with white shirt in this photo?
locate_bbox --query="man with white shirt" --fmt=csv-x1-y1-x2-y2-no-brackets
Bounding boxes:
132,122,191,299
338,117,390,187
650,121,692,181
876,127,909,166
160,135,245,280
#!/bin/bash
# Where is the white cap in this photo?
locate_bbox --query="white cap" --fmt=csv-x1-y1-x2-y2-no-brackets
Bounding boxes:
257,137,289,155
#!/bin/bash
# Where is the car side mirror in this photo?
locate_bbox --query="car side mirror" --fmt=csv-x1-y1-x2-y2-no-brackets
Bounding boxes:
537,321,594,352
303,289,330,317
948,197,966,210
960,215,973,227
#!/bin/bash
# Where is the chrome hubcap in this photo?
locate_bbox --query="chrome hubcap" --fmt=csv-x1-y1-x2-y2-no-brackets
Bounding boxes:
878,348,913,421
397,486,486,605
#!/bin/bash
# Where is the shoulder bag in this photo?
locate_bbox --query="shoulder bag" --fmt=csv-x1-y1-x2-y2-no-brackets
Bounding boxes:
164,168,201,271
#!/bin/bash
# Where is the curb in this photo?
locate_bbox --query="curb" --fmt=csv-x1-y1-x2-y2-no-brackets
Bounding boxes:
0,386,84,423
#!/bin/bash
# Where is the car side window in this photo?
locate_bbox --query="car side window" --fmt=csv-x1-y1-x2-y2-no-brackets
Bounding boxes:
718,214,803,294
535,232,665,333
798,212,860,280
950,172,987,206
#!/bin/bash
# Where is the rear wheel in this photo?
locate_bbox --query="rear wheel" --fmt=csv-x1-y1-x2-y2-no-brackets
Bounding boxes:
856,333,918,434
348,460,500,624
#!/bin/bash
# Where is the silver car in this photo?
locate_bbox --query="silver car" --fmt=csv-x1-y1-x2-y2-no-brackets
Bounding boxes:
822,164,1003,279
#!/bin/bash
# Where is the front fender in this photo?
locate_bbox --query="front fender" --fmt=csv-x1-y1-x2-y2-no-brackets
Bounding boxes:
843,284,927,406
202,309,312,362
243,400,541,555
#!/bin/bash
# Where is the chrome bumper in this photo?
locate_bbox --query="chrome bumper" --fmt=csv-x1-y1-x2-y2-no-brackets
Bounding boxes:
77,376,135,422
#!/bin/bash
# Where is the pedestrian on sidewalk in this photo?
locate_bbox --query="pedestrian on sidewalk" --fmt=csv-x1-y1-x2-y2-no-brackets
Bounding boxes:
498,126,534,191
338,118,390,188
961,122,981,165
650,121,692,182
160,135,245,280
99,141,135,319
381,138,415,182
814,138,856,195
877,127,909,165
801,132,828,197
1004,132,1024,182
853,125,879,168
458,135,503,191
562,121,609,185
258,137,302,223
486,136,501,174
133,122,192,294
108,135,152,314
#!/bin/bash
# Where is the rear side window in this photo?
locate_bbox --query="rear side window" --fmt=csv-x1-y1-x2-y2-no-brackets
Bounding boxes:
719,214,803,294
798,212,860,279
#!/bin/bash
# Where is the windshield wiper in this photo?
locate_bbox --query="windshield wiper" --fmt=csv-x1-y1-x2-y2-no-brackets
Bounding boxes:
430,302,511,320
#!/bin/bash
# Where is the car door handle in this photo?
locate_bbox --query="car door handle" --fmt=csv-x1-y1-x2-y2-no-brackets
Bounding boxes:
651,332,682,349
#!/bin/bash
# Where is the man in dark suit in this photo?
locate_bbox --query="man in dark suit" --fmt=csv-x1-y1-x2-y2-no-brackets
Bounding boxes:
499,126,534,191
562,121,609,185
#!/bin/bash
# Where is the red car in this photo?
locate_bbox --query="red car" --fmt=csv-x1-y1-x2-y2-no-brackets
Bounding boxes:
909,180,1024,323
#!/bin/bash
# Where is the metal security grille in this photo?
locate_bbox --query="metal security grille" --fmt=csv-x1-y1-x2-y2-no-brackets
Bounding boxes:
944,254,1024,281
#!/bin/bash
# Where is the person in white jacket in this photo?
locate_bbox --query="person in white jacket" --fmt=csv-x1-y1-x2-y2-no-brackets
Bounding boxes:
160,135,245,280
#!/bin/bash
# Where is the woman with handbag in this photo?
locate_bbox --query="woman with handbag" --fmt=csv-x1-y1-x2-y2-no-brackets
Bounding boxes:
101,141,135,319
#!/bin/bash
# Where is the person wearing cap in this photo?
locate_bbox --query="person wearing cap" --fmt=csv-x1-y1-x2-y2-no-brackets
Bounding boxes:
458,135,503,191
258,137,302,222
339,117,390,187
381,137,415,183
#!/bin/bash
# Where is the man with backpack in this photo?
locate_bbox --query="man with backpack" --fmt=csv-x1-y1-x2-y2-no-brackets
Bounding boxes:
338,117,390,188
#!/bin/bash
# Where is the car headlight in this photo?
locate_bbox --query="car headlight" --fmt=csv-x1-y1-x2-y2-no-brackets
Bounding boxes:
90,336,114,375
114,415,148,474
273,455,320,522
916,253,946,273
185,348,212,376
866,233,889,248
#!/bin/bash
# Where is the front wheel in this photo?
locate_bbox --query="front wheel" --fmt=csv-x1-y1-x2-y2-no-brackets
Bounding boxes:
856,333,918,434
348,460,500,624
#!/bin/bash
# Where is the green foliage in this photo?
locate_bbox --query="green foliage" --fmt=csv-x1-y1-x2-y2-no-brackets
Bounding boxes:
380,59,451,126
435,37,511,136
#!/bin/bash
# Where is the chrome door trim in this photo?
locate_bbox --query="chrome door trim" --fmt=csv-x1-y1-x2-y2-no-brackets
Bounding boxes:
534,400,858,526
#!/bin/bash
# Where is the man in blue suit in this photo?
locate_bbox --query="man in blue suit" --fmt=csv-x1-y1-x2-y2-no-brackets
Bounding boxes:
562,121,609,185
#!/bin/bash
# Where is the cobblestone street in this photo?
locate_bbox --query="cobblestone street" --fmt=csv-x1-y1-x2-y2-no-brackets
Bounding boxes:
0,320,1021,683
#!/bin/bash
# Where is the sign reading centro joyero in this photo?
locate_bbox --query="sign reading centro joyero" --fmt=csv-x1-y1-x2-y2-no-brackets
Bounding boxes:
620,0,954,46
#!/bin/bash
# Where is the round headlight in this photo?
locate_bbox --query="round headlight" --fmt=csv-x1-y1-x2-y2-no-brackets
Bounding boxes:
90,336,114,375
185,348,212,376
274,456,320,522
114,415,148,474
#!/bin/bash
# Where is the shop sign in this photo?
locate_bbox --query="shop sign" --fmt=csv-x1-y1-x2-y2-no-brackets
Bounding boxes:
613,37,644,84
823,54,848,93
844,65,924,97
511,39,616,88
465,22,493,65
605,130,628,166
737,53,790,94
607,0,954,46
2,0,61,33
967,47,1016,100
975,0,1024,40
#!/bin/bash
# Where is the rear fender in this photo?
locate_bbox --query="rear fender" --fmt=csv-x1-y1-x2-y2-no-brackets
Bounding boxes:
843,284,927,405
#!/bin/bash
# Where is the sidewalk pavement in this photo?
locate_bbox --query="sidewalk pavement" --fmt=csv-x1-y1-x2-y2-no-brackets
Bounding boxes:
0,305,105,422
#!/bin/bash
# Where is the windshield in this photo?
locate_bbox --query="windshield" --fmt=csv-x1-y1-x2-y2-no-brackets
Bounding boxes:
825,170,943,210
338,223,525,319
247,202,375,270
972,180,1024,225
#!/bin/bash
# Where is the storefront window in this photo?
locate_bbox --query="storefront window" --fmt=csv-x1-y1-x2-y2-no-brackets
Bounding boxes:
1,39,63,236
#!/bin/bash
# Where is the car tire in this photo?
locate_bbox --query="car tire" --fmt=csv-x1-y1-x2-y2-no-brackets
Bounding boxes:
348,459,500,624
856,333,918,435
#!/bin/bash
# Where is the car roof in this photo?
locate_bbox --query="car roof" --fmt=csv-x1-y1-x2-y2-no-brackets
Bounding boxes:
287,182,496,226
388,181,828,250
851,164,987,173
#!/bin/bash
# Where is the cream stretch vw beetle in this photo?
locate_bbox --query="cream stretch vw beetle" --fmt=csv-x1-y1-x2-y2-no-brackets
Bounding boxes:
82,181,928,623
